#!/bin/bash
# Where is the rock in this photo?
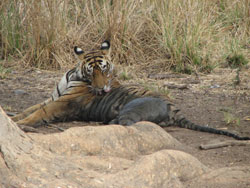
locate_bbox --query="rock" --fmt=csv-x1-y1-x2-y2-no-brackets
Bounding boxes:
1,106,250,188
31,121,184,158
187,166,250,188
14,89,28,95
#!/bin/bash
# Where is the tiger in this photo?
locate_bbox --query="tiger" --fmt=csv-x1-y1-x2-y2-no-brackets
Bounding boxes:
12,40,250,140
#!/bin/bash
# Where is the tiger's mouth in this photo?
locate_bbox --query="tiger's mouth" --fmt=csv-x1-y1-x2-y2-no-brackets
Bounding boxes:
93,85,111,96
103,85,111,93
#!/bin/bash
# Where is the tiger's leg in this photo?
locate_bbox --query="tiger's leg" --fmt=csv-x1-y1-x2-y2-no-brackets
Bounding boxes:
15,86,88,127
12,98,52,122
16,81,90,128
16,99,75,128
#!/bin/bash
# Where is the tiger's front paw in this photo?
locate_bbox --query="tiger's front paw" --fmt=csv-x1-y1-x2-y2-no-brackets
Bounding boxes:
11,114,23,122
16,116,45,128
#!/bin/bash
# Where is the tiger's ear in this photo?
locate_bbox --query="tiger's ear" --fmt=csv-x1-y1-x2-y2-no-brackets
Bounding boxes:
101,40,110,50
74,46,84,55
100,40,111,55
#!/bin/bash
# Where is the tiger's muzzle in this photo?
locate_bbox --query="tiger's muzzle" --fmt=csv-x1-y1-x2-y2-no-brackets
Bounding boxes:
91,69,112,95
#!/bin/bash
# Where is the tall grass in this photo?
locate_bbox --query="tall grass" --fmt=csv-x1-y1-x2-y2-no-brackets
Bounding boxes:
0,0,249,73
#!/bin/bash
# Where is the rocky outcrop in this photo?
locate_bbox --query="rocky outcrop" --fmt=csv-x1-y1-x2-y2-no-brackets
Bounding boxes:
0,106,249,188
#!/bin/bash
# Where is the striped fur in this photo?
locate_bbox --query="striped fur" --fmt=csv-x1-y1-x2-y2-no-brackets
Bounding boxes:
12,41,250,140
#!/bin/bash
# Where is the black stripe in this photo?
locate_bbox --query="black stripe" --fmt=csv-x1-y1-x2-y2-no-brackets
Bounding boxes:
66,68,76,82
57,85,61,97
95,59,103,63
86,58,94,62
81,65,84,76
66,71,70,83
42,119,48,125
85,51,99,55
141,90,147,96
62,91,85,96
86,56,103,62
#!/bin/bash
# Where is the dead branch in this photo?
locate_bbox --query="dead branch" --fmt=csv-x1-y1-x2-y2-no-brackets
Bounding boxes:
148,73,184,79
200,140,250,150
164,83,188,90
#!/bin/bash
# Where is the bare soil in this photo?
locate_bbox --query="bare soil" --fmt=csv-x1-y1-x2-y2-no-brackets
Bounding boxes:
0,65,250,171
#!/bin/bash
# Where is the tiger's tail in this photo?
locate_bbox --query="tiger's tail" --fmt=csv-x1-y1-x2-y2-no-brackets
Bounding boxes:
162,108,250,140
175,117,250,140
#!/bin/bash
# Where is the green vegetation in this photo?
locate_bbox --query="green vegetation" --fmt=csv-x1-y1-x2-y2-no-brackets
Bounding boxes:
0,0,249,73
226,54,248,69
0,63,11,78
219,108,241,126
223,111,241,126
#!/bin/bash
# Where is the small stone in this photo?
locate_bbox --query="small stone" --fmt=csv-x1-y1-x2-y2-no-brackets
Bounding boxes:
14,89,28,95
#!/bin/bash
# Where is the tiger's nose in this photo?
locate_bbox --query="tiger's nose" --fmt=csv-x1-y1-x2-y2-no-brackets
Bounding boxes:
103,85,111,93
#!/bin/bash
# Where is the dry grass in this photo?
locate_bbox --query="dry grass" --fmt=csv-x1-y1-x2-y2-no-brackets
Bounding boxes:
0,0,249,73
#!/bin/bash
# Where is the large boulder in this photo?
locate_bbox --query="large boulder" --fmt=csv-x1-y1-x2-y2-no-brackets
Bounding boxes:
0,106,250,188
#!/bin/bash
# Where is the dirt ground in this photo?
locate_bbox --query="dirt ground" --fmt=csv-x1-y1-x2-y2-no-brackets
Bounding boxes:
0,64,250,172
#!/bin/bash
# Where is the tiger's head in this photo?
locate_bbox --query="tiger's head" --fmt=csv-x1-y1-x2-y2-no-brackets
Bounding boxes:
74,40,115,95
